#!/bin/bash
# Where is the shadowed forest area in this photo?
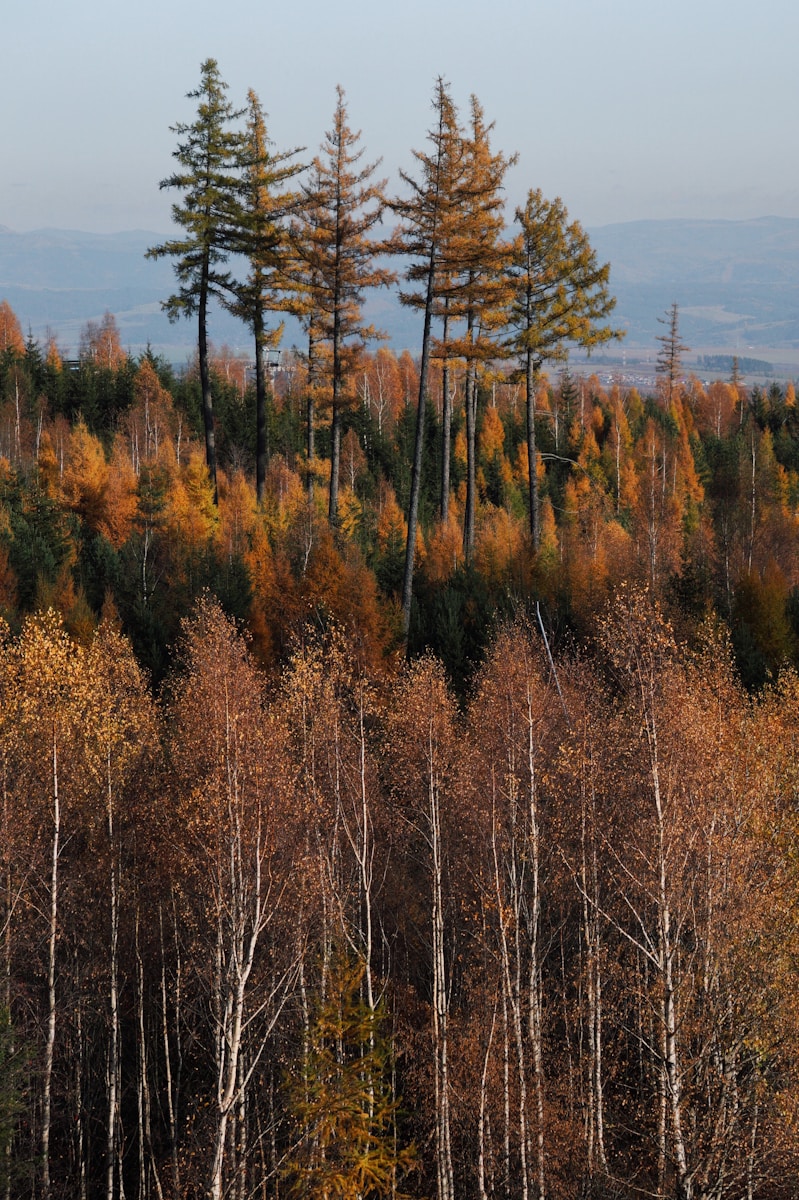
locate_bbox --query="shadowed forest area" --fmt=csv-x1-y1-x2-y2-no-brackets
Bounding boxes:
1,289,799,1200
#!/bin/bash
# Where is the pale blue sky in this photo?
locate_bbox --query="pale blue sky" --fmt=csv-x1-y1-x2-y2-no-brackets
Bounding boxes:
4,0,797,234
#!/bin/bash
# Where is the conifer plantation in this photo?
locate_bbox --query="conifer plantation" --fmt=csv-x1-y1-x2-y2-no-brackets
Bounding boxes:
2,68,799,1200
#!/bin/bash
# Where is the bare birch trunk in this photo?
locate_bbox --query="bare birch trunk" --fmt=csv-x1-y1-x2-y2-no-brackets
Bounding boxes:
42,727,59,1200
107,745,120,1200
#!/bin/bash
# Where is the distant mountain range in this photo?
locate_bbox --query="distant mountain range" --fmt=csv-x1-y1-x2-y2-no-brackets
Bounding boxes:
1,217,798,368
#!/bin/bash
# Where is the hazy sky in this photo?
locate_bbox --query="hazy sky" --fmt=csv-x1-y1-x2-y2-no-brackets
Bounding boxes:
4,0,798,235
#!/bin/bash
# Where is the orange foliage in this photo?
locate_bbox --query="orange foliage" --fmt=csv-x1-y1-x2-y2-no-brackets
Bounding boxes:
79,311,126,370
473,507,525,587
479,405,505,461
124,360,179,471
100,438,139,547
359,347,407,433
211,344,249,396
61,420,109,531
45,336,62,372
375,482,407,557
0,300,24,355
425,508,464,584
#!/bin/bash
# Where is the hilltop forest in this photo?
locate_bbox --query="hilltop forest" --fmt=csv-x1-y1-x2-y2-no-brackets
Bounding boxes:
2,64,799,1200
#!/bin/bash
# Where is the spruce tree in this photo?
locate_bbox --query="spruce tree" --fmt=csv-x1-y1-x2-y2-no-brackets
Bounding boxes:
147,59,245,502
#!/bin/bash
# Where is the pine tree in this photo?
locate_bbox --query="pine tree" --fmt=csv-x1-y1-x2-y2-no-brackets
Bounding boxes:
505,190,621,548
146,60,246,502
293,87,393,525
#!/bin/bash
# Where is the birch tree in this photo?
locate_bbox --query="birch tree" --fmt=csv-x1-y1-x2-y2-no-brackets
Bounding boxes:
166,598,300,1200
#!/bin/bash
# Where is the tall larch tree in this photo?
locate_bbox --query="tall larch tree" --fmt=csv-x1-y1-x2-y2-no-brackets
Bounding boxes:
225,90,304,504
293,86,393,525
505,190,621,548
147,59,245,502
447,97,515,557
656,301,689,407
391,78,467,638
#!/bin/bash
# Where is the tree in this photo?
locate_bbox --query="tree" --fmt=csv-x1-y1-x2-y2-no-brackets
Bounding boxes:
226,90,304,504
446,98,515,557
284,951,414,1200
656,302,689,407
147,59,245,502
505,190,621,548
79,312,126,371
165,598,299,1200
293,87,393,525
391,79,467,638
0,303,24,357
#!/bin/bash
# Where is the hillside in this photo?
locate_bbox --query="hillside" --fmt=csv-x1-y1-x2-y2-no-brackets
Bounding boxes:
2,217,799,364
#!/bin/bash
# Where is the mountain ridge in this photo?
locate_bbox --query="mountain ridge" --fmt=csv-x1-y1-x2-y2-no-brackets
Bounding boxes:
1,216,798,365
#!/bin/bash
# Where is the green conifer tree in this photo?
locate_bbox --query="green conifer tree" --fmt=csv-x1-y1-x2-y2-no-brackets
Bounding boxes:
147,59,245,502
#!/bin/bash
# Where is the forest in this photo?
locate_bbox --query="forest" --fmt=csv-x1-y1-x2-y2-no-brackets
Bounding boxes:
2,61,799,1200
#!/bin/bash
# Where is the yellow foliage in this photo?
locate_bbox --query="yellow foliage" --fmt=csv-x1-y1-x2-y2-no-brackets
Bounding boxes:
338,486,363,542
0,301,24,355
37,431,60,498
219,470,257,559
169,452,218,549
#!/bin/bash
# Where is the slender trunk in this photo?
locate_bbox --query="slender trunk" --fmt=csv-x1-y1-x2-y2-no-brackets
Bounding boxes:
1,771,11,1200
198,258,218,503
42,727,60,1200
524,693,545,1200
463,359,478,559
328,259,343,525
254,305,268,505
306,325,317,502
401,245,437,639
107,745,120,1200
137,911,164,1200
440,308,452,521
478,1006,496,1200
329,403,342,525
430,742,454,1200
526,353,539,548
748,432,756,574
492,784,530,1200
159,905,181,1199
648,715,690,1199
